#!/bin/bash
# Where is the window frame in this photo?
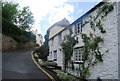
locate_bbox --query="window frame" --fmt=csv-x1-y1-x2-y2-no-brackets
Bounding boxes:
51,38,54,45
74,47,84,64
58,33,62,44
53,50,57,61
75,22,82,35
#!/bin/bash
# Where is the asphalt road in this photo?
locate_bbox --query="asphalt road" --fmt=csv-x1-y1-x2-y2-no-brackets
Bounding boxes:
2,48,51,80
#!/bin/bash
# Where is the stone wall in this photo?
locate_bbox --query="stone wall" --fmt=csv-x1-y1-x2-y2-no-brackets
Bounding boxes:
2,34,36,51
2,34,17,51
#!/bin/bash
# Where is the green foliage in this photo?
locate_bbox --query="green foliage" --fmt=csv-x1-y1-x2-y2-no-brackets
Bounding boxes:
22,31,36,43
81,21,89,28
71,61,75,70
2,18,36,43
2,18,21,37
76,66,90,80
13,35,29,43
38,59,58,67
78,3,114,79
2,1,34,31
99,3,114,18
14,6,34,30
82,33,104,61
61,28,76,70
34,45,49,61
64,3,114,80
89,15,96,31
2,1,18,22
54,70,79,81
81,3,114,33
79,33,104,79
96,19,106,33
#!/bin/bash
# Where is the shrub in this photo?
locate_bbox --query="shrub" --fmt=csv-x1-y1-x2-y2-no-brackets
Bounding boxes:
37,58,58,67
2,18,36,43
54,70,79,81
13,35,30,43
34,45,49,61
2,18,22,36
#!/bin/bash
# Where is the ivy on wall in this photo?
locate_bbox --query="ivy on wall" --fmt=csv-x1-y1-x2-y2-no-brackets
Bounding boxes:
77,2,114,80
61,28,77,71
61,2,114,80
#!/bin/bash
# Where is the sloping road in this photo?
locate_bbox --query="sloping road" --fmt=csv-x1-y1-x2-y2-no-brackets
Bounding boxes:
2,48,51,80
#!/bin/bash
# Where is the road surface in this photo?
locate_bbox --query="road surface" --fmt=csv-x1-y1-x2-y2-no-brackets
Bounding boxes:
2,48,51,80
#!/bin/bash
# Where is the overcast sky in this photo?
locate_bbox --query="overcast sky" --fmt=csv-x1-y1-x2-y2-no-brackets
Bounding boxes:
4,0,102,36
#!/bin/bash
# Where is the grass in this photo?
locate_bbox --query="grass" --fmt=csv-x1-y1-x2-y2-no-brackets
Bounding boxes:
53,69,79,81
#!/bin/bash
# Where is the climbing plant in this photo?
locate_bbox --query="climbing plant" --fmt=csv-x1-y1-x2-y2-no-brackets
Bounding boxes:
60,28,77,71
60,2,114,80
76,2,114,80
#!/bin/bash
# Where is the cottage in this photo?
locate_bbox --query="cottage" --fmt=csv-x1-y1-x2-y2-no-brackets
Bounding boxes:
47,1,120,79
32,30,43,46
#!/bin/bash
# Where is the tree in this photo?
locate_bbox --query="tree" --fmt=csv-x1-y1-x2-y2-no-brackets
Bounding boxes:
2,1,34,31
61,28,76,71
14,6,34,30
2,1,18,22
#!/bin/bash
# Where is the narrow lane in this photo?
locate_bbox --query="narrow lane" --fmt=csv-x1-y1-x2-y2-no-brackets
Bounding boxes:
2,48,51,80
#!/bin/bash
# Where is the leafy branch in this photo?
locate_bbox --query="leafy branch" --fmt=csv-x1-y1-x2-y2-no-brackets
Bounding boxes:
61,28,77,71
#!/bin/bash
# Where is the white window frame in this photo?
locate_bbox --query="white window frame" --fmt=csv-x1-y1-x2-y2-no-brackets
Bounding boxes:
74,48,83,63
75,22,82,35
54,50,57,61
50,51,52,59
51,38,54,45
58,33,62,44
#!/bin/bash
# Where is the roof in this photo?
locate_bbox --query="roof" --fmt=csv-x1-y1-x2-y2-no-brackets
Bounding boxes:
38,34,42,37
49,2,105,41
47,18,70,31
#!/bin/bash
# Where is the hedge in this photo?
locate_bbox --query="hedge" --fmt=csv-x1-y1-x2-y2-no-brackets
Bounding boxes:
2,18,36,43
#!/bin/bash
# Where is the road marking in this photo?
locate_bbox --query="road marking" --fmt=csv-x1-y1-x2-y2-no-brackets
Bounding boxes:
31,52,56,81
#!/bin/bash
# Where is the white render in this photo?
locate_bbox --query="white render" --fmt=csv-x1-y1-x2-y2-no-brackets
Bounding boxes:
47,2,119,79
32,30,43,46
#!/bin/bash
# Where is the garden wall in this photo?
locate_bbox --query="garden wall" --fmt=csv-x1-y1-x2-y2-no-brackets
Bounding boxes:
2,34,36,51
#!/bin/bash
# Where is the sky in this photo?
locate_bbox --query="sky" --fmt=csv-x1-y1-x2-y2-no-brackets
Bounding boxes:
5,0,102,37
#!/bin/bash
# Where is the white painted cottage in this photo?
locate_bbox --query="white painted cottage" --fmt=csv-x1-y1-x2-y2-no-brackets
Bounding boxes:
32,30,43,46
47,1,120,79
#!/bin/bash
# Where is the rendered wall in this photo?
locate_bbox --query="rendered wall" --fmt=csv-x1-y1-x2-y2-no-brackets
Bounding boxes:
48,2,119,79
87,3,118,79
117,1,120,80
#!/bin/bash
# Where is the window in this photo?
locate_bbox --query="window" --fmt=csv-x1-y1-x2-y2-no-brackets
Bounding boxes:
54,50,57,61
51,38,54,45
58,33,62,43
75,22,82,35
74,48,83,63
76,37,79,43
50,52,52,59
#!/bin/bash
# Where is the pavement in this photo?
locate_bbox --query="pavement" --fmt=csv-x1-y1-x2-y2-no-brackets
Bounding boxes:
2,48,51,80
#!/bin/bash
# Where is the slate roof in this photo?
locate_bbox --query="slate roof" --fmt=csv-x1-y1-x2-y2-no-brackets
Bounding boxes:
49,2,105,41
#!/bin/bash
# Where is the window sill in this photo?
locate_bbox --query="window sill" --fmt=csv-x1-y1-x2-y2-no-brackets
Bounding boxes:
74,33,82,36
74,61,84,64
53,59,57,61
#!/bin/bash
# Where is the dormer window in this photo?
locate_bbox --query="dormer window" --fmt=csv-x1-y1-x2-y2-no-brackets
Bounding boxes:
75,22,82,35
